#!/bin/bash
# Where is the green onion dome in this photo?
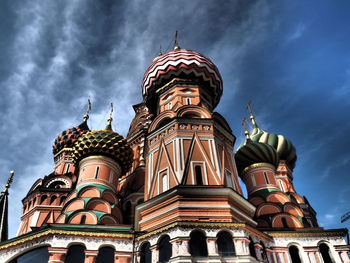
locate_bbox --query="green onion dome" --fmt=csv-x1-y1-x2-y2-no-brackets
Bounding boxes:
250,125,297,169
71,126,133,173
53,121,90,155
235,139,279,175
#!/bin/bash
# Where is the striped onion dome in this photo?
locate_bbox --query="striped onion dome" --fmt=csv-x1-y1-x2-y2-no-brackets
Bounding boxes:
235,139,279,175
142,49,223,108
250,125,297,169
71,126,133,173
53,121,89,155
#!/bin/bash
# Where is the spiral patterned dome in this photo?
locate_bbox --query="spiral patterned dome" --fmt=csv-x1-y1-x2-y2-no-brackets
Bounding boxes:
71,127,133,172
53,121,89,155
142,49,223,108
235,139,279,175
250,126,297,169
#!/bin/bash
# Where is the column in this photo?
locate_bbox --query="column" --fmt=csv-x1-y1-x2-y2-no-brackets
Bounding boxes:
115,251,132,263
150,245,159,263
254,243,263,261
234,238,249,256
48,247,67,263
207,238,218,256
84,250,98,263
170,238,190,257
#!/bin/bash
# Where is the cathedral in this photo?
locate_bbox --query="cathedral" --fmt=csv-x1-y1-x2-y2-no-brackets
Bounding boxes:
0,39,349,263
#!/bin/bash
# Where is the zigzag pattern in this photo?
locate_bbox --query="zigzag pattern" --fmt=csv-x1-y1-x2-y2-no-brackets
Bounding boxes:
142,49,223,103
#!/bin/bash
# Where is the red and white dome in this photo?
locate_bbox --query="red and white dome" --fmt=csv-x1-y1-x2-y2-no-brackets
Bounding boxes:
142,49,223,108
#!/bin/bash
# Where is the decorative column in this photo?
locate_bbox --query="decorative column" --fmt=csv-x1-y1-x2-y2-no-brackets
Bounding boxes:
150,245,159,263
207,238,219,256
115,252,132,263
254,243,263,261
48,247,67,263
234,238,249,256
170,238,190,257
84,250,98,263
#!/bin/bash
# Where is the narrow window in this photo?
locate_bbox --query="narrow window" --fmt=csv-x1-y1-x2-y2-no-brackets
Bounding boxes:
96,247,115,263
140,242,152,263
50,196,57,205
186,97,191,105
225,170,236,190
263,172,269,184
65,164,71,173
66,245,85,263
168,102,172,110
279,179,285,192
251,174,256,186
95,166,100,179
289,245,302,263
158,235,172,263
80,215,86,224
319,243,334,263
282,217,289,228
162,173,168,192
195,165,203,185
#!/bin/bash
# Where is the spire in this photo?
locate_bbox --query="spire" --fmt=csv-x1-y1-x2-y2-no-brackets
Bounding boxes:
83,99,91,122
242,118,250,139
174,30,180,50
105,103,114,131
0,171,14,242
246,101,258,128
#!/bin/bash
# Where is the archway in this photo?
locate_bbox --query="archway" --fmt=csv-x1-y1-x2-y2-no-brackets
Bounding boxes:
189,230,208,257
289,245,302,263
217,231,235,256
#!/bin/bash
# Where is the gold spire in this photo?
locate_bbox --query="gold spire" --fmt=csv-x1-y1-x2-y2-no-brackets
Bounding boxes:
106,103,113,130
83,99,91,122
2,171,14,195
242,118,250,139
174,30,180,50
246,101,257,128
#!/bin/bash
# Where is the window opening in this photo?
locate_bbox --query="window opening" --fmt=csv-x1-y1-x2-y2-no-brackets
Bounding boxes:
168,102,172,110
263,172,269,184
162,173,168,192
251,174,256,186
217,231,235,257
319,243,334,263
140,242,152,263
65,163,71,173
282,217,289,228
96,247,115,263
66,245,85,263
95,166,100,179
158,235,172,263
80,215,86,224
289,245,302,263
189,231,208,257
186,97,191,105
195,165,203,185
249,238,256,258
49,195,57,205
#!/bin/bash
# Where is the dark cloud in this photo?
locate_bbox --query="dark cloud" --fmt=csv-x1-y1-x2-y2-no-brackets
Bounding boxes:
0,0,349,236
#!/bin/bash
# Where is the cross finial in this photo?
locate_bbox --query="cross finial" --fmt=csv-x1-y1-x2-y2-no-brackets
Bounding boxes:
2,171,14,195
246,101,257,127
174,30,180,50
83,99,91,122
105,103,114,131
242,118,250,139
159,45,163,56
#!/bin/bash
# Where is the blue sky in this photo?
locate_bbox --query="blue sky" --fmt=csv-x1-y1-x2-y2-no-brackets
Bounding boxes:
0,0,349,237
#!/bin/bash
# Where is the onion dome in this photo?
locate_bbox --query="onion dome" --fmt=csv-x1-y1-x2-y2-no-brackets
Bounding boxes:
71,121,133,173
235,139,279,175
52,121,89,155
250,126,297,169
142,48,223,109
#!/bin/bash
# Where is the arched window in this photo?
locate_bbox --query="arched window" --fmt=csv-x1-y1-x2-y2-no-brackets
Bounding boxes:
195,165,203,185
96,246,115,263
140,242,152,263
9,246,49,263
249,238,256,258
33,197,37,206
217,231,235,257
49,195,57,205
158,235,172,263
319,243,334,263
289,245,302,263
40,195,48,204
123,201,132,224
66,245,85,263
190,230,208,257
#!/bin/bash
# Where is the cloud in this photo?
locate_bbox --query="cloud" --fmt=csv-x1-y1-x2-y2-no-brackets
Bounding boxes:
287,22,306,42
